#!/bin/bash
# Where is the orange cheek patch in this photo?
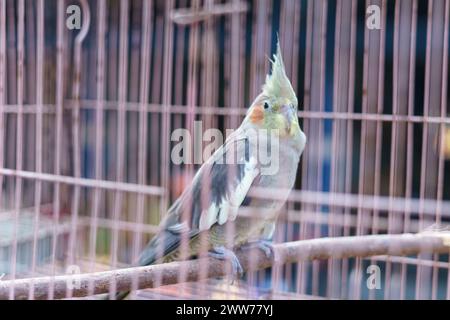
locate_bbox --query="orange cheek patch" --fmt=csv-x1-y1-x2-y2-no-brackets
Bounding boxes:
249,105,264,123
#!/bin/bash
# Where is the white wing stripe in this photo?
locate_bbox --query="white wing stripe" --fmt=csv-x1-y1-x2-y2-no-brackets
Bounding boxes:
198,157,259,231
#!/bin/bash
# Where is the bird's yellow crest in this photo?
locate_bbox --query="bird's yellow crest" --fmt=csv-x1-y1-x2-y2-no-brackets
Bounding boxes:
262,41,297,106
246,39,300,137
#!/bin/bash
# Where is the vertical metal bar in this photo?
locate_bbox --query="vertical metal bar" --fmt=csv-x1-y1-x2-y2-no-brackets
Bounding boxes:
416,0,434,300
5,1,16,210
201,0,217,130
0,0,6,213
340,0,357,299
328,0,343,298
223,1,247,294
24,0,36,202
400,0,418,300
49,0,65,300
149,9,163,233
126,2,142,203
67,0,90,299
279,0,295,74
154,0,174,293
9,0,25,300
250,0,271,99
432,0,449,300
198,1,218,290
160,0,174,218
297,0,313,295
371,0,387,243
88,0,106,297
385,0,400,300
29,0,44,300
6,0,16,200
229,0,245,129
171,0,188,297
105,0,119,235
356,0,371,251
131,0,152,295
355,24,370,313
178,0,199,295
292,0,302,293
311,0,328,296
109,0,129,299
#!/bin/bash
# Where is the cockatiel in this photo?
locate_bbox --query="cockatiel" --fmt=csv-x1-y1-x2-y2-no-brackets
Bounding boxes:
113,41,306,299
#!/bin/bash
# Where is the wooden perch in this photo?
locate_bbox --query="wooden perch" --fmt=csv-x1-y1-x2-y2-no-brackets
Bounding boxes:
1,233,449,300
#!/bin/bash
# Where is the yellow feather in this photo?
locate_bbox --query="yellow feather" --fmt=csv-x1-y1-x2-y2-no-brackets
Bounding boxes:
262,40,297,106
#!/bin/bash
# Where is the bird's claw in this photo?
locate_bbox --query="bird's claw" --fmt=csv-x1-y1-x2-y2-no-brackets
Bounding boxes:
243,239,274,259
209,246,244,278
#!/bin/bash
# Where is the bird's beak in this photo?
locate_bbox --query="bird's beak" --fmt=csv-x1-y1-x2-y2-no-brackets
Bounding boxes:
281,104,296,132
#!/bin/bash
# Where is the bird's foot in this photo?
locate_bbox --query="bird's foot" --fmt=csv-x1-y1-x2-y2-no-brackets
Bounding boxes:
209,246,244,278
242,239,274,259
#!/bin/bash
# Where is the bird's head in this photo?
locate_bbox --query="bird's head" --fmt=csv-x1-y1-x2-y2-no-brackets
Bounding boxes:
246,40,299,137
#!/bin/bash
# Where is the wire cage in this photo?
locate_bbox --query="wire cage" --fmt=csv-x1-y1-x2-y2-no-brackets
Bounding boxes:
0,0,450,300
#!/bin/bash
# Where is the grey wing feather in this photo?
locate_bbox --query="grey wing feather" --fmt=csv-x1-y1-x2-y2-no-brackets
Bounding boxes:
137,130,259,266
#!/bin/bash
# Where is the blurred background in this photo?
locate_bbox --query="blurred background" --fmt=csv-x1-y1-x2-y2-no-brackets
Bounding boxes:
0,0,450,299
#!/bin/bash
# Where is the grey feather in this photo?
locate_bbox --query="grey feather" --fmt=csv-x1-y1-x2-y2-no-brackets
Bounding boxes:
136,129,258,266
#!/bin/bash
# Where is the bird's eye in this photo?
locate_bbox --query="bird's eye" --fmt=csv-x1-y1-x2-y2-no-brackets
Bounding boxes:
263,102,270,110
